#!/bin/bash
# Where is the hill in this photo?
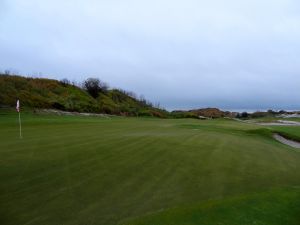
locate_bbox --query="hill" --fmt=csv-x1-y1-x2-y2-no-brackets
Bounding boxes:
172,108,235,119
0,74,167,117
189,108,233,118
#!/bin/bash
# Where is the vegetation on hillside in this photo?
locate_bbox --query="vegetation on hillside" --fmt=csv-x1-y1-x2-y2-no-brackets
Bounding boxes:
0,74,241,119
0,74,168,117
1,73,296,119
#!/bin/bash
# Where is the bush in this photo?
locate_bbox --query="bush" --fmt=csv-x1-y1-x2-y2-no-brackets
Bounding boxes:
83,78,109,98
60,78,70,87
52,102,65,110
236,112,249,119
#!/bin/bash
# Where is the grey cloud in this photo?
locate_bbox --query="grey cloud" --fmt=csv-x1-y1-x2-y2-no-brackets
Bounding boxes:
1,0,300,110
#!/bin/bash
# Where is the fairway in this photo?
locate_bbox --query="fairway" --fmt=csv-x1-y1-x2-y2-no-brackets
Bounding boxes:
1,111,300,225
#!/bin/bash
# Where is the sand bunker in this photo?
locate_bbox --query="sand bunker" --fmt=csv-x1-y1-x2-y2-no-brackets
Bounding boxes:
258,120,300,126
273,134,300,149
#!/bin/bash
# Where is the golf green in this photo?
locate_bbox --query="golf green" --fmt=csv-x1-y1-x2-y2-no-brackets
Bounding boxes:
1,110,300,225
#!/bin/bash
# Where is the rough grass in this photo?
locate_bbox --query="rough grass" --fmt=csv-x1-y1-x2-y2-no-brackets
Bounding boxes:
1,111,300,225
0,75,166,116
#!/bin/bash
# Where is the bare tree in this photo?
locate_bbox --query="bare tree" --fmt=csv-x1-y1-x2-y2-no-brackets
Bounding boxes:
83,78,109,98
60,78,71,87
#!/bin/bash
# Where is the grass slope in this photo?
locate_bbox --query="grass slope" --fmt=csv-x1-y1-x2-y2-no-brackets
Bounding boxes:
0,75,166,117
1,111,300,225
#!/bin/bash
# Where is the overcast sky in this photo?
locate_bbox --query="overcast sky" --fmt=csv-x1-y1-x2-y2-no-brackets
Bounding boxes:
1,0,300,111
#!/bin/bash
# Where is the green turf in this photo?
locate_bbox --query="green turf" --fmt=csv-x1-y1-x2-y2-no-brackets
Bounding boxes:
1,110,300,225
122,188,300,225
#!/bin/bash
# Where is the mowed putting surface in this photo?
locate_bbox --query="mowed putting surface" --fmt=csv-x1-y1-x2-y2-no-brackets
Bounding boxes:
1,111,300,225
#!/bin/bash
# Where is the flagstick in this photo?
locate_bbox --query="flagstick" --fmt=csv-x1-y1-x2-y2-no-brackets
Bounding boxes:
18,111,22,139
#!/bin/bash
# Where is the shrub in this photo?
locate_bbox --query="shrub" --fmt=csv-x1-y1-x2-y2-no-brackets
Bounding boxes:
83,78,109,98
